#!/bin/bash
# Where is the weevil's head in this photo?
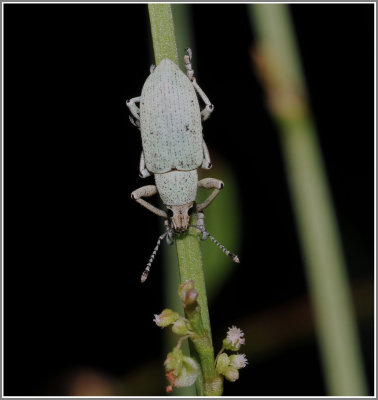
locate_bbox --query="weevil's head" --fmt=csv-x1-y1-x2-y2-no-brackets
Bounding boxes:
166,202,195,233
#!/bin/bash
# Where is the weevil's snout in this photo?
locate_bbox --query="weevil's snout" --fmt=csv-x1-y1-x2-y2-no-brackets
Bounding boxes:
166,202,195,233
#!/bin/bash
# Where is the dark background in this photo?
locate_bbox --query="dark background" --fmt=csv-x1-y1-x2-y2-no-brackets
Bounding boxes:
4,3,374,396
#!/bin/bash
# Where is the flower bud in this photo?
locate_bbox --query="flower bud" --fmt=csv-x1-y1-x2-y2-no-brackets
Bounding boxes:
215,353,230,374
153,308,179,328
184,288,198,306
171,318,190,336
179,279,195,294
164,347,183,373
175,355,199,388
164,347,199,391
178,279,199,308
178,279,197,306
223,366,239,382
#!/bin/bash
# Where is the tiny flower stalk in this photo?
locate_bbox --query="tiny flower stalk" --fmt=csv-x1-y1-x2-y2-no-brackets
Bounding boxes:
154,280,247,395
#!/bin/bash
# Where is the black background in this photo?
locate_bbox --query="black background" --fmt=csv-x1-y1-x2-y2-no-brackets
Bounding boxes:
4,3,374,396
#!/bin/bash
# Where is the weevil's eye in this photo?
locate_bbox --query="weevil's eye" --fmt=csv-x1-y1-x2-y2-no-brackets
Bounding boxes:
188,206,194,216
167,209,174,218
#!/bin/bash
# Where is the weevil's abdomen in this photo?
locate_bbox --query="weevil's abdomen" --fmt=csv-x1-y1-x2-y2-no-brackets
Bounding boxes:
140,59,203,174
155,170,198,206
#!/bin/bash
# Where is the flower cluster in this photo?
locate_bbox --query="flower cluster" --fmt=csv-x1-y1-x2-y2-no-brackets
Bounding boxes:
215,326,248,383
153,287,197,393
153,280,248,393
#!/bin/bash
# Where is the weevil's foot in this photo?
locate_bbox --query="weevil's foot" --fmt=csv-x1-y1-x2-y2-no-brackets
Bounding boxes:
201,160,212,169
201,104,214,121
129,115,140,128
165,232,174,246
185,47,192,61
184,49,194,80
139,169,151,178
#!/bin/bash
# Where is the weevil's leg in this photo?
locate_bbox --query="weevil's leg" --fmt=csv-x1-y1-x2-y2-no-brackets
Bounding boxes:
196,178,224,212
196,211,208,241
164,220,174,245
126,96,141,122
192,79,214,121
131,185,168,218
184,47,194,80
201,140,212,170
184,49,215,121
139,151,151,178
186,47,193,61
150,64,155,74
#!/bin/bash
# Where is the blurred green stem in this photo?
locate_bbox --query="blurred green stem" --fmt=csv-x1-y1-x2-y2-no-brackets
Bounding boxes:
148,5,219,396
249,4,367,395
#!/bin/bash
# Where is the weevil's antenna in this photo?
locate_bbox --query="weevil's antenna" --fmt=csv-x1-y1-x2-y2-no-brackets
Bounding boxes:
141,232,168,283
190,225,240,263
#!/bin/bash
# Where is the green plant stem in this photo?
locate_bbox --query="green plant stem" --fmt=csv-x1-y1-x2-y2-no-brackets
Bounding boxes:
176,225,211,335
249,4,367,395
163,6,196,396
176,225,221,396
148,4,178,65
180,274,223,396
148,5,219,396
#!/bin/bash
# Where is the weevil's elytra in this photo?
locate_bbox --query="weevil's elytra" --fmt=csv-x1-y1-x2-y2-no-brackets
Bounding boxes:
140,59,203,173
126,49,240,282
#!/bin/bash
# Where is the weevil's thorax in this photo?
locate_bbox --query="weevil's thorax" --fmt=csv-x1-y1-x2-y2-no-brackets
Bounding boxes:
155,170,198,232
155,170,198,205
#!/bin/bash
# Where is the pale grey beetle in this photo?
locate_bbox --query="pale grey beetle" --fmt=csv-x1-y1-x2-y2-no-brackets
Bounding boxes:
127,49,239,282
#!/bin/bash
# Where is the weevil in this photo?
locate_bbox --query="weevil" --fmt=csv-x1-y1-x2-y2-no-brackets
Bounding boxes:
127,49,239,282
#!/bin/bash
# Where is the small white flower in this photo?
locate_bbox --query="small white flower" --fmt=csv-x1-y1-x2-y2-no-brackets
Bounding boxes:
229,354,248,369
227,326,245,346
